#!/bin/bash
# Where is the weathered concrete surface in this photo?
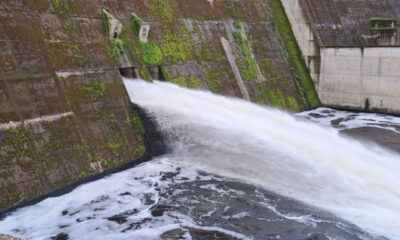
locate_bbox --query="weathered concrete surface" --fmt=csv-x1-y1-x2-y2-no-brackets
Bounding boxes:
280,0,320,88
282,0,400,114
0,1,148,212
220,37,250,101
319,47,400,114
0,0,319,211
300,0,400,47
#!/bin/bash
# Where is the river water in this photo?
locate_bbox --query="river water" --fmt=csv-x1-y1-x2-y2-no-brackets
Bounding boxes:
0,79,399,240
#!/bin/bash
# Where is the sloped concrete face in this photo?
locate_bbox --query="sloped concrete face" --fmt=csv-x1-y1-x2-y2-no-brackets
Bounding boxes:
0,2,148,212
0,0,319,211
280,0,320,88
319,47,400,114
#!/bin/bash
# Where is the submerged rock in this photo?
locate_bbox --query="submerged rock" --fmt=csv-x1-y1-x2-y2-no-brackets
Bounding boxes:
150,204,171,217
305,233,329,240
51,233,69,240
160,229,187,240
188,228,241,240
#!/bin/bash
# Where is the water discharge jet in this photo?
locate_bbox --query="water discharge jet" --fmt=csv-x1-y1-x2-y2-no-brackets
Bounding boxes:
123,78,400,240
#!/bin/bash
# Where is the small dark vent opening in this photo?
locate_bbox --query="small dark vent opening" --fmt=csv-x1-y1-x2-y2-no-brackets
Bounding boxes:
119,67,137,78
147,65,166,81
158,65,166,81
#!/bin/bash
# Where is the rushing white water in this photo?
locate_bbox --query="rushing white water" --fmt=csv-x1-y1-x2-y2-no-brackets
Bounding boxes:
124,79,400,240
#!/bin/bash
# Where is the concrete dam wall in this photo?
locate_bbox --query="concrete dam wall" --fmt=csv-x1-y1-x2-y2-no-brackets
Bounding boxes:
0,0,319,212
282,0,400,114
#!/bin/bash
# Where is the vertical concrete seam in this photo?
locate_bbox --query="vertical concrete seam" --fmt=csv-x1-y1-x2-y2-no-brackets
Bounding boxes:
220,37,251,101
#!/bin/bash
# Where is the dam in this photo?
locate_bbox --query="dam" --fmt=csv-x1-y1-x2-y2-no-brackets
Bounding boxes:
0,79,399,239
1,0,400,239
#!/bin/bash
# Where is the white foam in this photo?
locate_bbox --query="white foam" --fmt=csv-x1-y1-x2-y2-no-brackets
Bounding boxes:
122,79,400,240
0,158,252,240
297,107,400,133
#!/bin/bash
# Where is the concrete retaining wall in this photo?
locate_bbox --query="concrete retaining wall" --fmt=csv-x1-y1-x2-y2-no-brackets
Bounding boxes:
282,0,400,114
319,47,400,113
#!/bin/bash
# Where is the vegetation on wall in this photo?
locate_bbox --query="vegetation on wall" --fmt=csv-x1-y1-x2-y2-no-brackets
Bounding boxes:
139,42,162,65
149,0,174,23
270,0,320,108
51,0,72,14
131,13,145,36
82,82,107,97
233,31,258,82
205,68,223,93
102,11,111,36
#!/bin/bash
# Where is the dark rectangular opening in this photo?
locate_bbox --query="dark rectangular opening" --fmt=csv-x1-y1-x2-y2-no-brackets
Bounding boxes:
119,67,137,78
158,65,165,81
147,65,166,81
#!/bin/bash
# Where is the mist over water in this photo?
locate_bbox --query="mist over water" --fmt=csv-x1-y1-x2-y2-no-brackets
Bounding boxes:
124,79,400,240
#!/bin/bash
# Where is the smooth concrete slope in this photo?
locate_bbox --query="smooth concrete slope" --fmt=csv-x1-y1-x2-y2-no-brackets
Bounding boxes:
0,0,319,212
0,0,149,212
281,0,400,114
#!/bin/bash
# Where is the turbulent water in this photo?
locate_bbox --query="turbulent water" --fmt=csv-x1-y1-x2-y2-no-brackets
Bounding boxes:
1,79,400,240
297,107,400,134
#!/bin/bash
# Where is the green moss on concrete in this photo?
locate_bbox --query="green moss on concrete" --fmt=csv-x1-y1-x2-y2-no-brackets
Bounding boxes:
133,111,145,135
51,0,72,14
197,42,227,63
286,96,300,111
261,58,278,76
188,75,200,89
270,0,320,108
108,143,123,155
233,19,241,29
149,0,174,23
138,67,152,81
106,42,122,66
55,74,63,82
139,42,162,65
49,42,79,52
169,75,187,87
100,109,116,119
82,82,107,97
205,68,223,93
370,17,395,21
131,13,146,36
113,39,126,53
233,31,258,82
160,41,193,63
102,12,111,36
62,22,71,31
255,82,300,111
106,42,116,58
134,145,146,156
168,74,200,89
123,118,132,124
